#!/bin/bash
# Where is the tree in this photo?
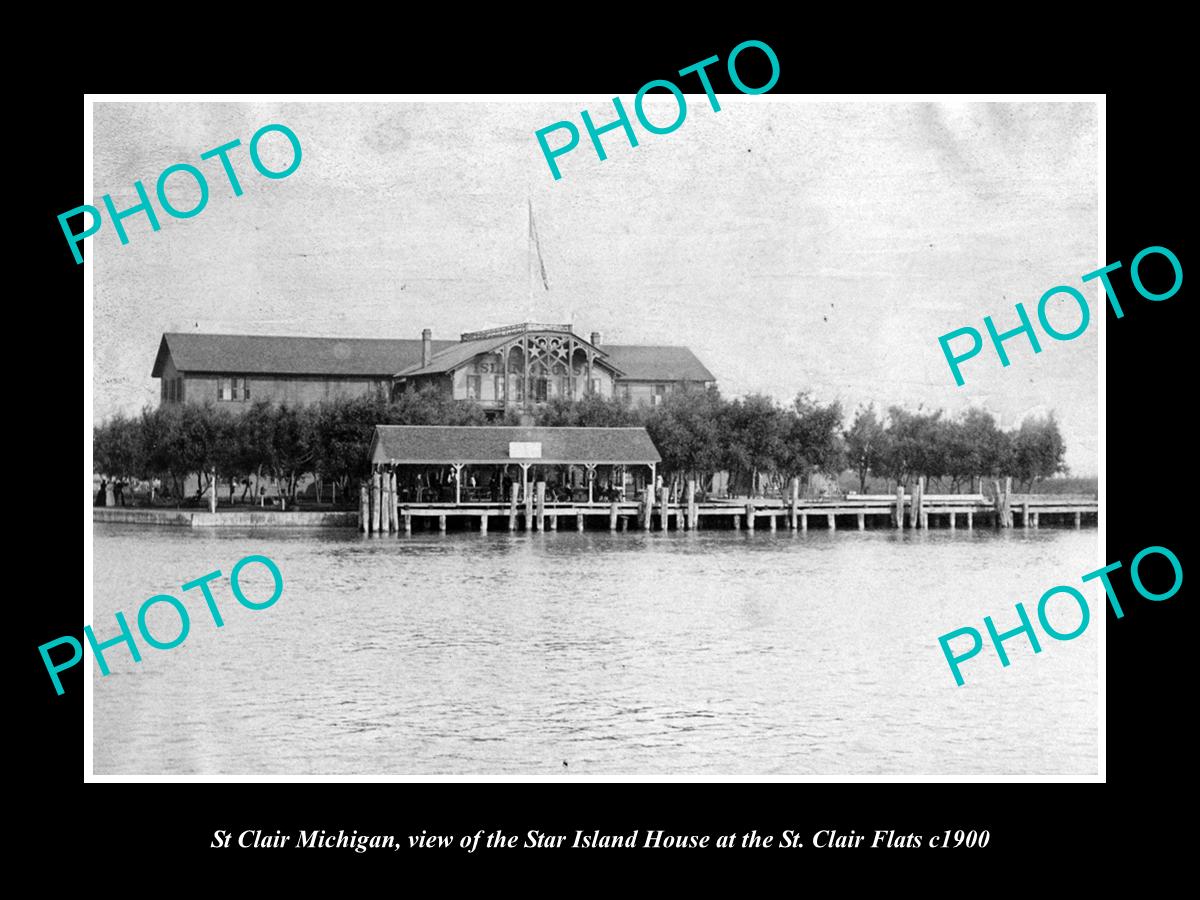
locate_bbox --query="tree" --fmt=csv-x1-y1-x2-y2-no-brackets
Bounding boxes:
644,387,724,489
781,393,845,488
944,408,1010,492
878,406,944,487
310,397,382,494
392,384,488,426
537,394,641,428
271,403,317,502
93,414,143,481
843,405,887,493
720,394,788,497
1011,414,1067,491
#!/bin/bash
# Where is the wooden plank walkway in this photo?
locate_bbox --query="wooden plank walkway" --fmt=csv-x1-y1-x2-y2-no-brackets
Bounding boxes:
360,482,1097,535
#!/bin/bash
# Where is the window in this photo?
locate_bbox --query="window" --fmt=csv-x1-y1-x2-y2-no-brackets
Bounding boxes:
466,374,481,400
590,377,602,396
532,377,548,403
652,384,668,406
219,376,250,401
494,375,505,401
511,375,524,403
621,384,631,402
177,378,185,402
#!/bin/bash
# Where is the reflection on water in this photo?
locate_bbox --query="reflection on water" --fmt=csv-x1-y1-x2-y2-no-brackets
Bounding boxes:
92,525,1098,775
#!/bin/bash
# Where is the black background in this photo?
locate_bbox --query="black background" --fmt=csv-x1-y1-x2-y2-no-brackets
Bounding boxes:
23,24,1189,877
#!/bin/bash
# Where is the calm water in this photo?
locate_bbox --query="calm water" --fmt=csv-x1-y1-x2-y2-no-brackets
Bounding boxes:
92,524,1099,775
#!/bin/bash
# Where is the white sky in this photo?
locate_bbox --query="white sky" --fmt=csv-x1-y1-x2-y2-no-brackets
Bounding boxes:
92,99,1098,475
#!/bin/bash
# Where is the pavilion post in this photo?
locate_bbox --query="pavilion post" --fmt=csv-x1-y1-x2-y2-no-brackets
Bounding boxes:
452,463,463,506
371,469,382,534
586,464,596,504
390,471,398,534
521,463,532,530
380,470,391,533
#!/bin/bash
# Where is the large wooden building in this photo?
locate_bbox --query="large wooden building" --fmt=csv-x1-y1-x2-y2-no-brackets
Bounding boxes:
152,323,715,414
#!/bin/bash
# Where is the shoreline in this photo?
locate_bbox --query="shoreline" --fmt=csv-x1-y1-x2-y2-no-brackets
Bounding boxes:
93,508,359,528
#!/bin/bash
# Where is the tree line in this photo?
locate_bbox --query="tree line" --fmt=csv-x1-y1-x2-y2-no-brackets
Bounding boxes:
93,386,1068,504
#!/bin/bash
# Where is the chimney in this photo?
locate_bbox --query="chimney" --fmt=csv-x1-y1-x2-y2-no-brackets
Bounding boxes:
422,328,432,366
590,331,602,347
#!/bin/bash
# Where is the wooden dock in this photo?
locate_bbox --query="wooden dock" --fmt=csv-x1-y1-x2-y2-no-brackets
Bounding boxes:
359,476,1097,535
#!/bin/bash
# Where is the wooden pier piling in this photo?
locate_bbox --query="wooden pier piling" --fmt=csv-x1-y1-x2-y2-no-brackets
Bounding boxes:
685,480,696,530
360,490,1094,541
894,484,904,528
914,476,925,529
790,477,799,530
525,481,534,531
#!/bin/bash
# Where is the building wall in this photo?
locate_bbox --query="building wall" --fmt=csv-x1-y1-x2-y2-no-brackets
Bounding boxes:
447,358,617,404
617,380,676,407
402,374,454,399
159,357,185,403
170,373,389,408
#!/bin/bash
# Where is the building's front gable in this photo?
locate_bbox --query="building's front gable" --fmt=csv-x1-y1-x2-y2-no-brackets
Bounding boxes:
396,324,622,409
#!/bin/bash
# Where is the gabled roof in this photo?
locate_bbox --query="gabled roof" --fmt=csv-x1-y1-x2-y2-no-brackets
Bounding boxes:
151,332,716,384
394,330,623,378
369,426,662,465
600,345,715,383
151,333,456,378
394,335,512,377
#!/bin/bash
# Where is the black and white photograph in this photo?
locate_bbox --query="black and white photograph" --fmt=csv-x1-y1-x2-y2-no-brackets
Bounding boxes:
86,97,1100,777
